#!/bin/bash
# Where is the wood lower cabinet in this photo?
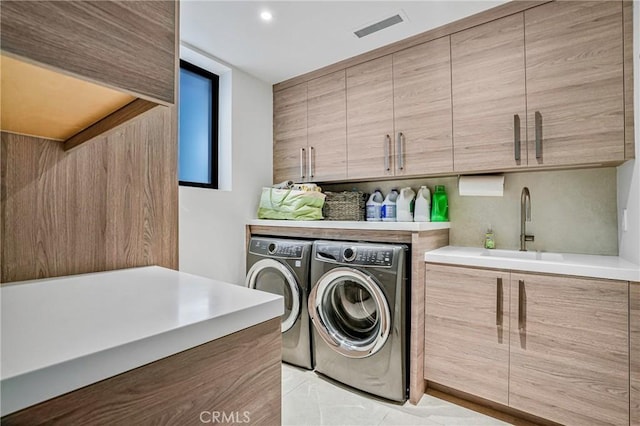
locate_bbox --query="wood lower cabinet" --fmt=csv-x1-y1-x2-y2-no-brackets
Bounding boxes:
273,83,307,183
393,37,453,177
524,1,624,167
346,55,395,180
630,282,639,425
307,70,347,182
451,13,526,173
424,264,509,405
509,272,629,426
424,264,630,425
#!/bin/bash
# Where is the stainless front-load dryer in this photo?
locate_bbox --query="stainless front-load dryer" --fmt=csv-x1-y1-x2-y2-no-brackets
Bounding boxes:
309,240,409,401
246,237,313,369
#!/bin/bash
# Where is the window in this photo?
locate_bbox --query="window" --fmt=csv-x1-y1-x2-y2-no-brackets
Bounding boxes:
178,60,219,188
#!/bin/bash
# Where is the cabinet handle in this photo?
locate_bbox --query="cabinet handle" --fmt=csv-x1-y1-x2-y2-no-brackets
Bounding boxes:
397,132,405,171
514,114,521,162
518,279,526,331
496,277,503,327
308,146,314,179
300,147,306,180
384,135,391,172
535,111,542,160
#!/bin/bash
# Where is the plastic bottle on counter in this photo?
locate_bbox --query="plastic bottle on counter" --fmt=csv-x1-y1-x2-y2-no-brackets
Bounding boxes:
396,187,416,222
366,189,384,221
431,185,449,222
414,186,431,222
381,189,399,222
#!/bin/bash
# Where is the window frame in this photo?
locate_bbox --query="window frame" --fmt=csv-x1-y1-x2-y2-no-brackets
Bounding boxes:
178,59,219,189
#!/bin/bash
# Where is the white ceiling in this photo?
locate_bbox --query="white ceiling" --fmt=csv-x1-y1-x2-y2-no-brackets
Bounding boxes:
180,1,508,85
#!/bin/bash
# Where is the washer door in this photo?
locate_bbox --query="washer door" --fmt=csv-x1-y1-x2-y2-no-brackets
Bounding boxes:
309,267,391,358
246,259,301,333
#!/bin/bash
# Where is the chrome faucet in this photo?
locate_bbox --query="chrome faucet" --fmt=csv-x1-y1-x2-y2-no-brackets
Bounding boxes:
520,187,535,251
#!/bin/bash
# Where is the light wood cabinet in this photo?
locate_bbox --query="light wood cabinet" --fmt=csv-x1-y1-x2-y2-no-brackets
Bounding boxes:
393,37,453,176
346,56,395,180
509,272,629,426
273,83,307,183
632,282,640,426
451,13,527,173
424,264,509,405
424,264,630,425
524,1,624,167
307,70,347,182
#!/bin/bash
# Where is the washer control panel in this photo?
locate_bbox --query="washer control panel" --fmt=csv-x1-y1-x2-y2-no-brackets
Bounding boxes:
315,243,394,267
249,239,305,259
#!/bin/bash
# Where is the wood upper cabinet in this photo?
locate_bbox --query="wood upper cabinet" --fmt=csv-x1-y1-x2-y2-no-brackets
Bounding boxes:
632,282,640,426
524,1,624,167
451,13,526,173
273,83,307,183
307,70,347,182
509,272,629,426
424,264,509,405
346,56,395,180
393,37,453,176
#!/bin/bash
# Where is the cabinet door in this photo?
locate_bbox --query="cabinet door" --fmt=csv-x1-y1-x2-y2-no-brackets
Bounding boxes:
451,13,526,173
346,56,394,180
393,37,453,176
424,264,509,405
307,70,347,182
509,273,628,425
631,282,640,426
524,1,624,167
273,84,307,183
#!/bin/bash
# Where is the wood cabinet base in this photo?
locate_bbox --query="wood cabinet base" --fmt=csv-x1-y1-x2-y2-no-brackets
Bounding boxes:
426,382,561,426
2,318,282,425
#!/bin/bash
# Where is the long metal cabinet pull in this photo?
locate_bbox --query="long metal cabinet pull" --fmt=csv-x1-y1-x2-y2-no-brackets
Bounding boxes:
514,114,521,162
384,135,391,172
518,279,525,330
308,146,314,179
397,132,405,171
535,111,542,160
496,277,503,326
300,147,306,180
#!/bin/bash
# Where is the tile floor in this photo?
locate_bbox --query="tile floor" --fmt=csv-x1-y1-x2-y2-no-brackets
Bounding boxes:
282,364,510,426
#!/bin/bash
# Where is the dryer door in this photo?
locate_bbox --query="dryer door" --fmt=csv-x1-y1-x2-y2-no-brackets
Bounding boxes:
309,267,391,358
246,259,301,333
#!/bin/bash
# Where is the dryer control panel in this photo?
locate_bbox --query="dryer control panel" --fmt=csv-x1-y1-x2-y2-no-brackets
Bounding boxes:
249,238,306,259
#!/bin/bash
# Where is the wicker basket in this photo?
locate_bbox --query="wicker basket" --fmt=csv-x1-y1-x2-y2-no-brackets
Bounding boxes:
322,191,367,221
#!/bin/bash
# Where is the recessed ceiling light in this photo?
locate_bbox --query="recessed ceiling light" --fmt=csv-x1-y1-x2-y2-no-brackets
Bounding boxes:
260,11,272,21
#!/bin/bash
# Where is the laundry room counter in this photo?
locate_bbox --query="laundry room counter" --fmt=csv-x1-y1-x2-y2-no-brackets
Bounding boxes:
1,266,283,420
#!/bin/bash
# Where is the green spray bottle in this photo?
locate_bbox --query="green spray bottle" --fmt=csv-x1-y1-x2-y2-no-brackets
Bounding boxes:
430,185,449,222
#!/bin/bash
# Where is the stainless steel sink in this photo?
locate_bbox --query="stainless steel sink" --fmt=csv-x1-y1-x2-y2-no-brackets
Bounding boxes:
481,249,564,262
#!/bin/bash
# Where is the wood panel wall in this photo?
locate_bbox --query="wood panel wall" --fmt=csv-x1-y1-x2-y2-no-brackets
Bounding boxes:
632,282,640,426
2,318,281,425
0,0,176,105
0,106,178,283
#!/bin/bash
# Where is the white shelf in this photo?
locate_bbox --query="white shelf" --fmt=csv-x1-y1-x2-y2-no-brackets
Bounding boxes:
248,219,450,232
0,266,283,415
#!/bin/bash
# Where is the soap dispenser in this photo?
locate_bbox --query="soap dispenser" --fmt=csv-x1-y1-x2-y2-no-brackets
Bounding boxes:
484,225,495,249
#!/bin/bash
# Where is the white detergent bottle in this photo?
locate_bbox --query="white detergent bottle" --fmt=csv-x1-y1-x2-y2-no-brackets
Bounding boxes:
414,186,431,222
396,187,416,222
381,188,399,222
366,190,384,221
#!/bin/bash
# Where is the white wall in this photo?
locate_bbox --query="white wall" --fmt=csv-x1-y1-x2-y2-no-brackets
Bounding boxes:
617,1,640,265
179,45,273,285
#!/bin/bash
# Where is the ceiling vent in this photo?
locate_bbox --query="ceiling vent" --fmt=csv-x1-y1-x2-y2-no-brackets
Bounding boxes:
354,13,405,38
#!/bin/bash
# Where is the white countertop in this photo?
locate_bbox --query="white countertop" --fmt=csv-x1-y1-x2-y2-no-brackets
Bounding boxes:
248,219,450,232
0,266,283,416
425,246,640,282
